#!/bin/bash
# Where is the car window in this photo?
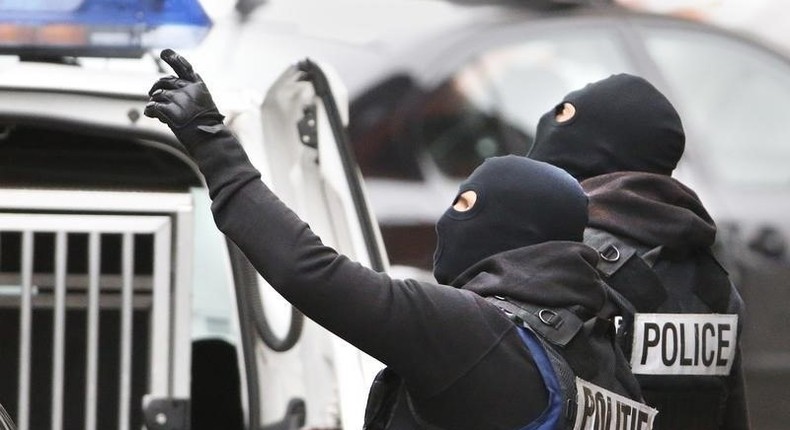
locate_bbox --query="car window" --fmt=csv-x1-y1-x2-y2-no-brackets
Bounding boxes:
418,30,637,178
641,27,790,186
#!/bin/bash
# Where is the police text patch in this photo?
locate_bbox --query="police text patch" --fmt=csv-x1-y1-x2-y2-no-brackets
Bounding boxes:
573,378,657,430
630,313,738,375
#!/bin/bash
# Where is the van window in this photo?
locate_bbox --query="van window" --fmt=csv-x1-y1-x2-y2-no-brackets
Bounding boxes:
0,124,200,191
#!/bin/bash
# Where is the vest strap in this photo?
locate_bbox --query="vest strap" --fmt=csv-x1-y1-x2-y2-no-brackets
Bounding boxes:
487,296,583,347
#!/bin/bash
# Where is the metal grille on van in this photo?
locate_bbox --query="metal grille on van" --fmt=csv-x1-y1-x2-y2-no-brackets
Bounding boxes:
0,213,178,430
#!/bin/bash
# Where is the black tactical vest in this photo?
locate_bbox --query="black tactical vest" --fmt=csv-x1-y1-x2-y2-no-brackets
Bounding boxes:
584,227,746,430
363,296,652,430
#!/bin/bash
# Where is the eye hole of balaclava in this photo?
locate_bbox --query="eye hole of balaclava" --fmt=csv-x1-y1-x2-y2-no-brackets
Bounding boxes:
432,155,588,285
528,73,685,181
553,102,564,115
555,102,576,123
452,190,477,212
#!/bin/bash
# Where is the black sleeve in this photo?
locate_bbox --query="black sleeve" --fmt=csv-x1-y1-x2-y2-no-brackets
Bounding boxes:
181,125,526,397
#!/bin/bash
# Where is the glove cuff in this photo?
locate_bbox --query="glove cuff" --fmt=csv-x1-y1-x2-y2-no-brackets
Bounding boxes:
173,114,228,155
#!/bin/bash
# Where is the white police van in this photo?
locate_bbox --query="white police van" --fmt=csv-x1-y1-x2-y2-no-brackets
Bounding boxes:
0,1,386,429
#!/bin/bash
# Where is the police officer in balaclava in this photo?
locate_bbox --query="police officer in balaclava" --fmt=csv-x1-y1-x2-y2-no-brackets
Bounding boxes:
529,73,749,430
145,51,655,429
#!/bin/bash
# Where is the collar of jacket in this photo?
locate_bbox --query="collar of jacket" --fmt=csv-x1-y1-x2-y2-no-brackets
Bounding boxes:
452,241,610,319
582,172,716,250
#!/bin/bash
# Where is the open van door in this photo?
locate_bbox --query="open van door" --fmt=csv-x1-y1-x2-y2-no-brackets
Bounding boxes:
226,60,389,430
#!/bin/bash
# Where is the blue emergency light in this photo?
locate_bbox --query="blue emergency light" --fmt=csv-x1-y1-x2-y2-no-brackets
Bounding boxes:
0,0,212,58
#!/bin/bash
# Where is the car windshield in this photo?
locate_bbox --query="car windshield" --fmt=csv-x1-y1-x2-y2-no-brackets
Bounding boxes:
641,26,790,187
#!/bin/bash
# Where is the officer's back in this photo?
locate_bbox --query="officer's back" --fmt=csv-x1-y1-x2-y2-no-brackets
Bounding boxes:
528,73,749,430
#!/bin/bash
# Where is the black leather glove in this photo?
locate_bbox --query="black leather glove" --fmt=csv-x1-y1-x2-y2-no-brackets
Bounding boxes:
144,49,225,147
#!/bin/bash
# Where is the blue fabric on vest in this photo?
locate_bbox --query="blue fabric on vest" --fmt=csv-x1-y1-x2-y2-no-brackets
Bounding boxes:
516,326,564,430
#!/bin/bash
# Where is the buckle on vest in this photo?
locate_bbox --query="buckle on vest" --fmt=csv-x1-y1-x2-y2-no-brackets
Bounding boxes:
600,244,621,262
539,309,561,327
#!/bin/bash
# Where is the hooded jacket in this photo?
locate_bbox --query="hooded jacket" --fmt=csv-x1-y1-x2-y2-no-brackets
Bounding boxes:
179,123,646,429
582,172,748,430
365,243,647,429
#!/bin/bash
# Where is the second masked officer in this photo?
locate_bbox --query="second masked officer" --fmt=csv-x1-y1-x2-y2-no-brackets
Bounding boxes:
145,50,655,430
528,73,749,430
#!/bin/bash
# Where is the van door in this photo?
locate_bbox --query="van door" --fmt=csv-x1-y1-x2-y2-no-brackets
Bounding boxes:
226,60,389,430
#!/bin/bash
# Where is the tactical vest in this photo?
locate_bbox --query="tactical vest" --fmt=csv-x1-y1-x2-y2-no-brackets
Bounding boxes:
363,296,656,430
584,227,744,430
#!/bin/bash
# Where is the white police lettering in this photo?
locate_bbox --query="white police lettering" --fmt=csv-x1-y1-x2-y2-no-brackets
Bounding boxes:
630,314,738,375
574,378,657,430
613,316,624,333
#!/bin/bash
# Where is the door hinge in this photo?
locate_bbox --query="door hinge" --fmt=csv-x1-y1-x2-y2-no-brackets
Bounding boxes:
297,104,318,149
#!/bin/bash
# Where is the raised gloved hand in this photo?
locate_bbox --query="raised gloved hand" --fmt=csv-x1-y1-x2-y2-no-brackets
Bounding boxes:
144,49,225,149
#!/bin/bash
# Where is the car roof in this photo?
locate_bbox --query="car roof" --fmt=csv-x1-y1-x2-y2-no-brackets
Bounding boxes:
198,0,645,98
0,57,158,98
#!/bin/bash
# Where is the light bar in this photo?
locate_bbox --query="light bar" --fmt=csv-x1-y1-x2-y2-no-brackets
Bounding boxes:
0,0,212,58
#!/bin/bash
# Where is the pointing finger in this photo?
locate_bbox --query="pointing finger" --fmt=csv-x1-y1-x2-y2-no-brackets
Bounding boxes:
160,49,198,81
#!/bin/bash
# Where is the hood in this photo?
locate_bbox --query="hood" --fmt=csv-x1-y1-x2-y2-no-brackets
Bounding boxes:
582,172,716,250
453,241,610,317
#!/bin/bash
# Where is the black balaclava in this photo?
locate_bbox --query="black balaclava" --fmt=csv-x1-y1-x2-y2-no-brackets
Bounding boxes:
527,73,685,181
432,155,588,285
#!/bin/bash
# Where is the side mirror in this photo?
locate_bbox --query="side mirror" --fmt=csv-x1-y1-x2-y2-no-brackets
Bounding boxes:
749,225,787,260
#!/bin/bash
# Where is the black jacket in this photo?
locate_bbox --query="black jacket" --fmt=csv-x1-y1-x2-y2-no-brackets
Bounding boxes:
186,124,641,429
582,172,749,430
